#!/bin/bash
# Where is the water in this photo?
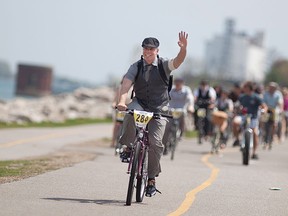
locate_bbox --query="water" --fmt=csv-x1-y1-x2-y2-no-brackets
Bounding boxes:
0,78,15,101
0,76,96,101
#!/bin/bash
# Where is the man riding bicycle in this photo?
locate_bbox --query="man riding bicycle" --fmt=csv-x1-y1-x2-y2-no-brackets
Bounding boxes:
263,82,283,148
162,77,194,155
117,32,188,197
194,80,217,144
214,89,234,148
110,78,132,149
233,81,267,159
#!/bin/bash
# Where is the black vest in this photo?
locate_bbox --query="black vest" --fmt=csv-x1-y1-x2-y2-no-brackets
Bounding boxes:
197,88,210,109
134,62,169,113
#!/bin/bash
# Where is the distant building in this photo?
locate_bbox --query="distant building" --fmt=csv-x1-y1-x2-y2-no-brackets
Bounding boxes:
205,19,266,82
16,64,53,97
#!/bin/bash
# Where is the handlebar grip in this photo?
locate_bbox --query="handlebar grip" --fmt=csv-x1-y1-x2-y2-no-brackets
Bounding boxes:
157,113,173,119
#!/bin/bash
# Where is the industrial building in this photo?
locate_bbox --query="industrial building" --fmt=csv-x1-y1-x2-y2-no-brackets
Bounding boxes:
16,64,53,97
205,19,266,82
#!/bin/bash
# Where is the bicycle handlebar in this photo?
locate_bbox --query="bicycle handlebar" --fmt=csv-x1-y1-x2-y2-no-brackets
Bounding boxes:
115,107,173,119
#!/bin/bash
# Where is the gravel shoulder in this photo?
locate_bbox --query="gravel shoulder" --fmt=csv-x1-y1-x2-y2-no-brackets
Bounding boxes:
0,139,110,184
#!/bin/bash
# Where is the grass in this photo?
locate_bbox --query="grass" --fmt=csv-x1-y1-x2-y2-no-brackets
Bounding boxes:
0,150,97,184
184,130,198,138
0,118,112,129
0,159,47,178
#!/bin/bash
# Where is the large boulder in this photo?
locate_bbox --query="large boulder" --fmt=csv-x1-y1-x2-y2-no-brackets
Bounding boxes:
0,87,115,124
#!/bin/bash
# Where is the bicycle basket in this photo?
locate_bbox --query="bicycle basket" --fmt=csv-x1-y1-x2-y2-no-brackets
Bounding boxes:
211,111,228,125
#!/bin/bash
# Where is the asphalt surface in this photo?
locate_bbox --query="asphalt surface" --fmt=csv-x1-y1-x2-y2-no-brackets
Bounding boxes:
0,124,287,216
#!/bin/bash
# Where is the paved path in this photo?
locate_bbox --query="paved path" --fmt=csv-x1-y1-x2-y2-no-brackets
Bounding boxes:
0,124,113,160
0,125,287,216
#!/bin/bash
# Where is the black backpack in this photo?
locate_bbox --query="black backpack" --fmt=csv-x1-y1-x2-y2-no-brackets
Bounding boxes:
131,55,173,99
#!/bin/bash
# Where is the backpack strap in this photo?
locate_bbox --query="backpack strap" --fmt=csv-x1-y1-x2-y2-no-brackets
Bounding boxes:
157,56,173,99
157,57,169,86
130,56,143,99
135,56,144,82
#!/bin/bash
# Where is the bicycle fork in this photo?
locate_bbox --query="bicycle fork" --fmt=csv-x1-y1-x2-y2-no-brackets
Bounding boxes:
126,129,148,176
241,128,253,149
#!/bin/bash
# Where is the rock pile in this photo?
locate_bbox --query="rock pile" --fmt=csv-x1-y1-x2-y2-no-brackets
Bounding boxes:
0,87,115,124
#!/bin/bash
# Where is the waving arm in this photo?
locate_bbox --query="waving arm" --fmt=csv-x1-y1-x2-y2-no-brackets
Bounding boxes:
173,31,188,69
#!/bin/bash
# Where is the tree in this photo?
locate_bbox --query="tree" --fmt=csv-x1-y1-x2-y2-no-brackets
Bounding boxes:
265,60,288,86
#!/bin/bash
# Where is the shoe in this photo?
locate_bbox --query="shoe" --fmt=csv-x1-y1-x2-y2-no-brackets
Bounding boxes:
163,148,168,156
233,139,240,147
251,154,259,160
145,179,161,197
120,148,131,163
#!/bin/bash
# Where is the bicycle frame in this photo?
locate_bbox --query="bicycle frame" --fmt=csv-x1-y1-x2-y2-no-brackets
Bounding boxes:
240,114,254,146
127,127,149,177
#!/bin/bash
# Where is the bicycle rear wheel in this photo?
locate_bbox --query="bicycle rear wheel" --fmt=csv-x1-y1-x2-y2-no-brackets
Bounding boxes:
136,147,148,202
243,130,251,165
126,141,141,206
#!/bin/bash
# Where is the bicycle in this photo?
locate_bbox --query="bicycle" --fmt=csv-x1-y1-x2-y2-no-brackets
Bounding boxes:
167,108,184,160
285,111,288,138
121,109,171,206
211,110,228,154
260,109,274,150
239,109,254,165
114,110,125,155
196,107,206,144
195,99,213,144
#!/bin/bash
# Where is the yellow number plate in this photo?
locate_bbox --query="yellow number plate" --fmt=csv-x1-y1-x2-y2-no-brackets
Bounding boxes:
116,111,125,121
260,113,270,123
171,108,184,119
133,110,153,128
197,108,206,118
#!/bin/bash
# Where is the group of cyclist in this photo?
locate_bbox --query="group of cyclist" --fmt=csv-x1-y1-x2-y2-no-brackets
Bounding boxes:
110,31,287,200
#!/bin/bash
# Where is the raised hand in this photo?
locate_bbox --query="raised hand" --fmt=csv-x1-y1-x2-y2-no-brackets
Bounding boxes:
178,31,188,49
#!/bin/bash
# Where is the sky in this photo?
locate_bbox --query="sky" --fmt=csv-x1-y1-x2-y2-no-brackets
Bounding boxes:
0,0,287,84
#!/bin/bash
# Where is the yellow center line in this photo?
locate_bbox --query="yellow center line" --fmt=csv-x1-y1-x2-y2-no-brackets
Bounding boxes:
167,154,220,216
0,132,74,149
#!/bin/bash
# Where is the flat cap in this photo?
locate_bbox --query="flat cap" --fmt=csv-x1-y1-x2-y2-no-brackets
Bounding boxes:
174,77,184,82
269,82,278,88
142,37,160,48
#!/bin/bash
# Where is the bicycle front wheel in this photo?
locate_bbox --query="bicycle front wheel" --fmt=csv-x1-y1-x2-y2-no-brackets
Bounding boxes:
136,147,148,202
126,141,141,206
243,130,251,165
197,118,204,144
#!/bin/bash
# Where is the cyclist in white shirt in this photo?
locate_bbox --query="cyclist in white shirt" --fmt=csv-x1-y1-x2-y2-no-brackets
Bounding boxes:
162,78,194,154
